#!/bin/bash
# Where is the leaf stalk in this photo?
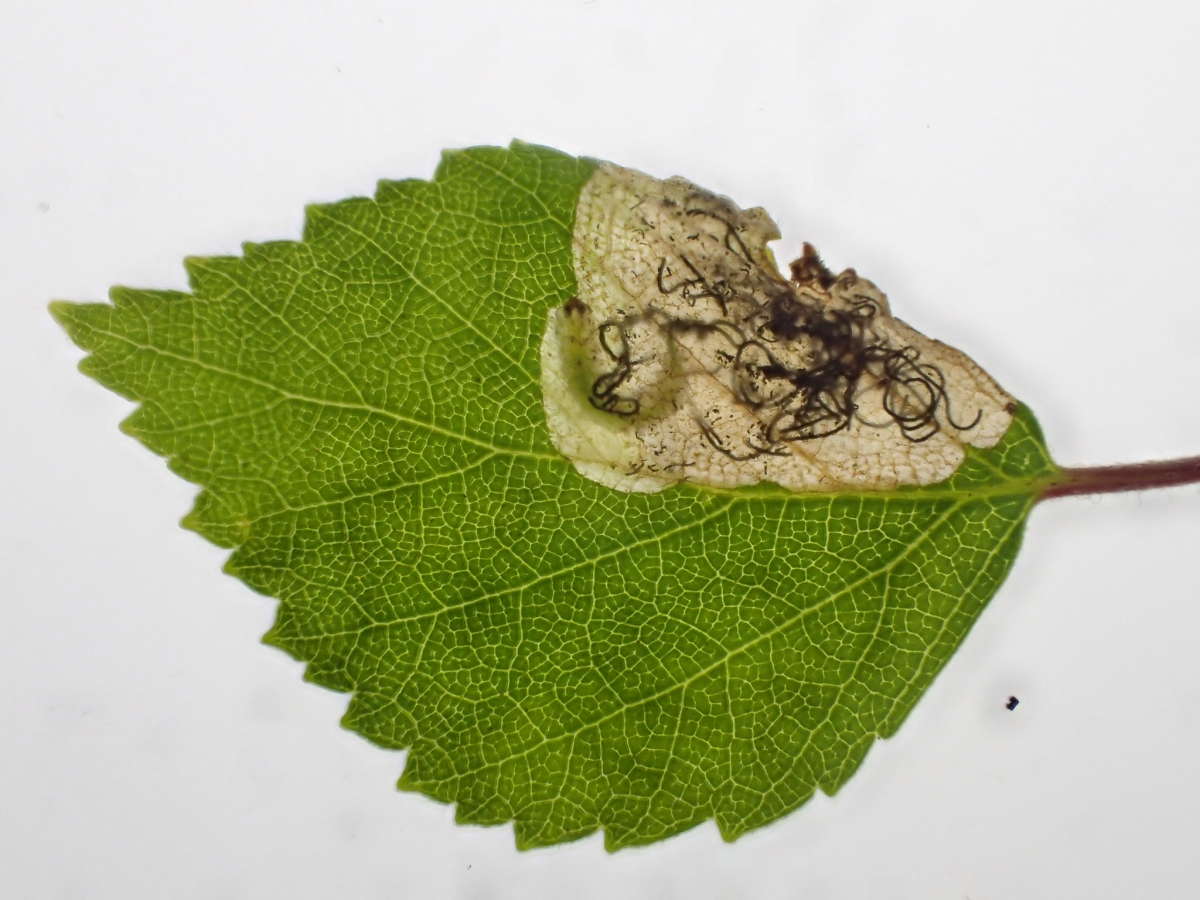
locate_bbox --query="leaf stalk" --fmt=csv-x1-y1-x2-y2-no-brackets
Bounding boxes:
1041,455,1200,500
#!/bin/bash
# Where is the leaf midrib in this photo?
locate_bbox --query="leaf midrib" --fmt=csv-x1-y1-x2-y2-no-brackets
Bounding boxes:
91,323,1053,518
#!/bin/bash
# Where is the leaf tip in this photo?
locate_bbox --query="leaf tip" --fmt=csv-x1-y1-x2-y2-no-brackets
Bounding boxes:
48,299,109,361
47,299,74,326
48,299,94,351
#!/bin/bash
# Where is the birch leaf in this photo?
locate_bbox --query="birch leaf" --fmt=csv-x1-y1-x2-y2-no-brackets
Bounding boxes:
51,141,1061,850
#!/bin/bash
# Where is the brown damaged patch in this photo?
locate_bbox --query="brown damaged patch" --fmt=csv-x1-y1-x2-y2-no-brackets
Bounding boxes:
541,163,1015,494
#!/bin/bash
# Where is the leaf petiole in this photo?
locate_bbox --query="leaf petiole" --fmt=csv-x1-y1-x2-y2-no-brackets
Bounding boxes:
1041,455,1200,500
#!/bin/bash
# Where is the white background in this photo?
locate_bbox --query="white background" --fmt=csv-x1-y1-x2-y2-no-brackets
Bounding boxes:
3,2,1200,898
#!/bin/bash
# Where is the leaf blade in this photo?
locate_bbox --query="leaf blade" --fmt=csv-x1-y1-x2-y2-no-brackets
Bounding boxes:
51,142,1058,850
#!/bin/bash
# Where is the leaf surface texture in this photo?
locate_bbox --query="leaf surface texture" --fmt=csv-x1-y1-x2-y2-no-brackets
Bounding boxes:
53,142,1056,849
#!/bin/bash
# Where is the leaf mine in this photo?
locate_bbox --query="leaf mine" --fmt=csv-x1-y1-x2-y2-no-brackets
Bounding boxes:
541,163,1016,493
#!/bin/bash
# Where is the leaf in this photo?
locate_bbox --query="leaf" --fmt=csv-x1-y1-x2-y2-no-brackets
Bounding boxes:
51,140,1060,850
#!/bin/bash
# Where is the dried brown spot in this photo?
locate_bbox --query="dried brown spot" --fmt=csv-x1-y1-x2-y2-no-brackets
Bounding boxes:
789,242,836,290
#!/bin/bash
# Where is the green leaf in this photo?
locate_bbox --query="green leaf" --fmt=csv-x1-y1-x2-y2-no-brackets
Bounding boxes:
51,140,1059,850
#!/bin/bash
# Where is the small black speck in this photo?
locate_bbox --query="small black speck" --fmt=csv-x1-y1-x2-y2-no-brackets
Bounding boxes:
1005,696,1019,711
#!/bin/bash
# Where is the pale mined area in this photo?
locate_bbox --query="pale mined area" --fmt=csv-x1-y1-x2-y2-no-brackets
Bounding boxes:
540,163,1014,493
